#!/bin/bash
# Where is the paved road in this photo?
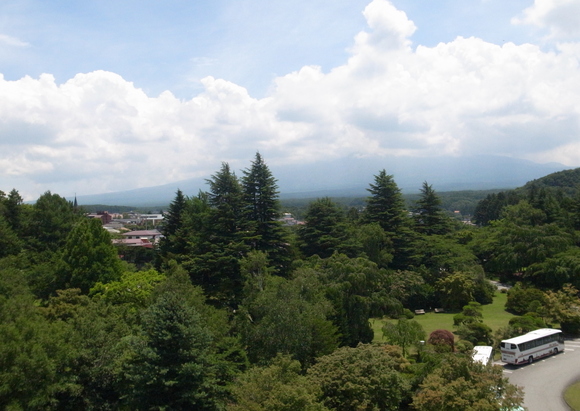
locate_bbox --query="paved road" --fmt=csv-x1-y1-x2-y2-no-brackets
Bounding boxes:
500,338,580,411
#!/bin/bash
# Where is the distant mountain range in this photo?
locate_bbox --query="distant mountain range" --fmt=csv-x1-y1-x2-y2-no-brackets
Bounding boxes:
75,155,572,208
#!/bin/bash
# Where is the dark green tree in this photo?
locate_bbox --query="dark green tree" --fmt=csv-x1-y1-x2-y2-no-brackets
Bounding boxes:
241,152,290,273
363,170,406,233
413,181,451,235
186,163,248,307
298,197,352,259
121,292,231,410
24,191,79,255
158,189,189,263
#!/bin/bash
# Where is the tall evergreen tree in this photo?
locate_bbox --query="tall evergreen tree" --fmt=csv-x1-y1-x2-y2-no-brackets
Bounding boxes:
122,292,229,410
364,170,406,234
158,189,189,263
187,163,248,307
298,197,351,259
413,181,451,235
241,152,289,273
364,170,413,269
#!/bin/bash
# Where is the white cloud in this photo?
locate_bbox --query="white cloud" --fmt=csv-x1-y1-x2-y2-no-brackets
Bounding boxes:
0,34,29,47
1,0,580,199
513,0,580,38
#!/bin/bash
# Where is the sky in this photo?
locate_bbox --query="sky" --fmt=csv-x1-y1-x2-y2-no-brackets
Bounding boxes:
1,0,580,200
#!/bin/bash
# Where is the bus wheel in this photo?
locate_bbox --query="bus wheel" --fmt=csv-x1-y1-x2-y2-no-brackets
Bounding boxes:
528,356,533,364
554,348,558,354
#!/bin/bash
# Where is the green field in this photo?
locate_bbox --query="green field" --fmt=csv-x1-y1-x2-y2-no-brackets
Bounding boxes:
372,291,515,342
565,381,580,411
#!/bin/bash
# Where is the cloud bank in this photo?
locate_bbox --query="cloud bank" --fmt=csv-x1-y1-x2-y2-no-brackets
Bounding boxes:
1,0,579,199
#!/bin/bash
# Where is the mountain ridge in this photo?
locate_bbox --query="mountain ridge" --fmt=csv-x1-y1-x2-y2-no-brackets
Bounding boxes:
73,155,571,207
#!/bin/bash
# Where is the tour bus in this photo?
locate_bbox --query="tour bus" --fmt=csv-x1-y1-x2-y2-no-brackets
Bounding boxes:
500,328,564,365
472,345,494,365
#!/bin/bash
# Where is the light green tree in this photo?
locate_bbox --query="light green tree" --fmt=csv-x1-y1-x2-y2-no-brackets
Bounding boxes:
382,318,426,357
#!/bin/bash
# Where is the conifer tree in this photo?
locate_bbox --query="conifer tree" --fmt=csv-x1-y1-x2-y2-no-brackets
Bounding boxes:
158,189,189,263
364,170,413,269
187,163,248,307
413,182,451,235
241,152,289,273
298,197,350,259
364,170,406,234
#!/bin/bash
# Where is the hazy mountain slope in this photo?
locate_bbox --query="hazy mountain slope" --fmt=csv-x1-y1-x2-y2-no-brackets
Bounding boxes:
74,155,570,207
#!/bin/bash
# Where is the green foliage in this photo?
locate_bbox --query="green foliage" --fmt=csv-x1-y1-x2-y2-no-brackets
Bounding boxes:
239,271,339,368
241,152,290,274
356,223,393,268
307,344,410,411
544,284,580,334
298,197,353,259
121,291,232,410
229,355,328,411
382,318,426,357
413,182,451,236
364,170,407,234
305,254,402,346
412,354,524,411
158,189,189,263
90,268,166,310
508,314,546,334
60,218,124,294
505,283,546,315
436,272,475,311
25,191,80,255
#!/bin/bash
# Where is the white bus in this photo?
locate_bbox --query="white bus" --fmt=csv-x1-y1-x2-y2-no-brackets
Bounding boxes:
472,345,493,365
500,328,564,365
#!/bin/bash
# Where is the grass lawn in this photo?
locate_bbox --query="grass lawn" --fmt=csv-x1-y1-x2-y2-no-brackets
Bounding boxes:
565,381,580,411
372,290,515,343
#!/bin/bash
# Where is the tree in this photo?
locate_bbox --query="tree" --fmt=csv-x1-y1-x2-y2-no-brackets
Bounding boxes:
158,189,189,263
298,198,351,259
364,170,406,234
187,163,248,307
382,318,426,357
229,355,328,411
307,344,410,411
307,254,402,347
427,329,455,352
239,272,339,368
24,191,80,255
436,272,475,311
60,218,124,294
241,152,290,273
412,354,524,411
413,181,451,235
505,283,546,315
544,284,580,334
121,292,232,410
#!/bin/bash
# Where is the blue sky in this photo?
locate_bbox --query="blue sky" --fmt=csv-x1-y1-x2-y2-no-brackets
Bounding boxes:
1,0,579,199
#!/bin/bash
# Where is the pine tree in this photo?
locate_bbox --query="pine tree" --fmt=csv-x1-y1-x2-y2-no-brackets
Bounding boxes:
122,292,229,410
364,170,406,234
158,189,189,263
187,163,248,307
298,197,350,259
364,170,414,269
241,153,289,273
413,182,451,235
